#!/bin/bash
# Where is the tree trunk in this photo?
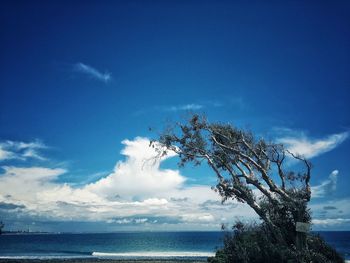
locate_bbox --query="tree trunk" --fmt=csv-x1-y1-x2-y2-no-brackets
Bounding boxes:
295,206,307,251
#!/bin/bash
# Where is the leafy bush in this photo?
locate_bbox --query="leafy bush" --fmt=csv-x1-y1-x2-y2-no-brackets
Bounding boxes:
208,222,344,263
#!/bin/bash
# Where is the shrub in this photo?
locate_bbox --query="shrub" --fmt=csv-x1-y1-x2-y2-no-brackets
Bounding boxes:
208,222,344,263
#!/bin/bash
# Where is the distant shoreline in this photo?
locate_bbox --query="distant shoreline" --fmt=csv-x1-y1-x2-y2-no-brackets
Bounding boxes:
1,230,223,235
2,230,350,236
0,260,205,263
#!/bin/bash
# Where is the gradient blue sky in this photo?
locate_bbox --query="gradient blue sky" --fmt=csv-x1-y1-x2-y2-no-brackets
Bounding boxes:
0,0,349,232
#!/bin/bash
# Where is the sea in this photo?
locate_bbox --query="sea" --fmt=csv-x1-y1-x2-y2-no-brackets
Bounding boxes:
0,231,349,260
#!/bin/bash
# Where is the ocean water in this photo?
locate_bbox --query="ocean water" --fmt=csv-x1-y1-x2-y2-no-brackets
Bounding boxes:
317,231,350,260
0,231,349,260
0,232,222,260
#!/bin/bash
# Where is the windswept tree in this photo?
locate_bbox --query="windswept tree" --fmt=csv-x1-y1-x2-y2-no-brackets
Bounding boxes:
152,115,312,249
153,114,344,262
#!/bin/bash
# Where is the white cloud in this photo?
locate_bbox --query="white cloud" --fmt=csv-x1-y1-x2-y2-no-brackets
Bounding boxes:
0,140,47,161
309,197,350,230
85,137,185,199
277,131,348,158
134,218,148,224
165,104,203,111
134,103,204,116
181,213,215,223
0,137,257,229
73,62,111,83
0,167,66,205
312,170,339,198
107,218,149,224
113,218,132,224
312,218,350,226
143,198,168,205
12,135,350,230
3,134,348,230
0,148,14,161
310,198,350,215
22,149,46,160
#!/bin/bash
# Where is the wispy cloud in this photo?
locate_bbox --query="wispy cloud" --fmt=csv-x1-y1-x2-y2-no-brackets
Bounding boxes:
312,170,339,198
162,104,204,112
0,140,47,161
134,103,205,116
73,62,111,83
133,99,235,116
276,131,348,159
313,218,350,226
0,148,13,161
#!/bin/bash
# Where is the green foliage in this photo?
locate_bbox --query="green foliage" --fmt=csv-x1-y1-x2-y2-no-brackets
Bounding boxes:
209,222,292,263
208,198,343,262
208,222,344,263
307,234,345,263
259,194,311,246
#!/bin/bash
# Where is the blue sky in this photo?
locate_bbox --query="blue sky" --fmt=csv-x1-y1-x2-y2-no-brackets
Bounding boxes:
0,0,349,232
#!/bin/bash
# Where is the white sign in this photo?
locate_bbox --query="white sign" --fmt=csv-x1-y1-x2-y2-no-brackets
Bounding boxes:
296,222,310,233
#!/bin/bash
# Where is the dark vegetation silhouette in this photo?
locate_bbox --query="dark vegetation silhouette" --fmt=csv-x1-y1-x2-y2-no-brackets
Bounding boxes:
152,114,344,263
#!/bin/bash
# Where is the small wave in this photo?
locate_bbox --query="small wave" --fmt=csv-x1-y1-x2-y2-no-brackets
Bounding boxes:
92,251,215,258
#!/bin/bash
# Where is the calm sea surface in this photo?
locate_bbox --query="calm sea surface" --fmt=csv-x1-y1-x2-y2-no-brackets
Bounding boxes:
0,231,349,260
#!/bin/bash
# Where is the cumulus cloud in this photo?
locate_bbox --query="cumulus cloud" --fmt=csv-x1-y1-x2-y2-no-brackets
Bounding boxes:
11,135,350,230
0,137,250,229
0,137,259,230
312,170,338,198
0,167,67,204
73,62,111,83
0,140,47,161
85,137,185,199
277,131,348,159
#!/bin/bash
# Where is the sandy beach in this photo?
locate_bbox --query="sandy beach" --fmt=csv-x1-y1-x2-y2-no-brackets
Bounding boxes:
2,259,349,263
3,259,349,263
